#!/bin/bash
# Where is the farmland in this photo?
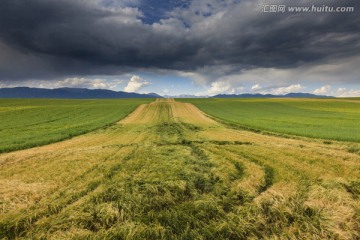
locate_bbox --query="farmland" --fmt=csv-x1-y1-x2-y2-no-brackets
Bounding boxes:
0,99,152,153
0,99,359,239
179,98,360,142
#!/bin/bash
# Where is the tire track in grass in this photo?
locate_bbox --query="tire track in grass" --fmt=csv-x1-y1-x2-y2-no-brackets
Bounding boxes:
201,145,265,199
79,139,219,237
221,147,276,194
223,145,308,183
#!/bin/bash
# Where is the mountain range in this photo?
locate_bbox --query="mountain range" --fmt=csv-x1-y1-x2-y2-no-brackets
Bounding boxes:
211,93,334,98
0,87,334,99
0,87,162,99
163,94,208,98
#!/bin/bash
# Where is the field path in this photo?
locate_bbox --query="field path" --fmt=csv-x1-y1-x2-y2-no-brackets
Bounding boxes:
0,99,359,239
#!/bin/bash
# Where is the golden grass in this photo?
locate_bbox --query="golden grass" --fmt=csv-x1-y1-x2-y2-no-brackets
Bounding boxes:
0,99,359,239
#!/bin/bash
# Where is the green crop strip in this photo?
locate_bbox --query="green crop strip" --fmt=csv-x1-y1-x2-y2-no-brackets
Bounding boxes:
0,99,152,153
178,98,360,142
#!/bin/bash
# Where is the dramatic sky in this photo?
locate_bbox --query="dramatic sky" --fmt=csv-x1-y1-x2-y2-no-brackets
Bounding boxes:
0,0,359,96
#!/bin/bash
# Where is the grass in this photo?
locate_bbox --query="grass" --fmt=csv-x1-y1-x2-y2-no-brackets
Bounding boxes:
178,98,360,142
0,99,359,239
0,99,152,153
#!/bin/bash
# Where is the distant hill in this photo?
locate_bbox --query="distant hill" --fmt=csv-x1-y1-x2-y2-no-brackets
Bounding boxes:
147,92,163,98
212,92,334,98
163,94,208,98
0,87,163,99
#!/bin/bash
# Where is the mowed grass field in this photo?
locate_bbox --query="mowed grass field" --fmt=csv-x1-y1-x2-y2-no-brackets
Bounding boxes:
0,99,359,239
0,99,152,153
178,98,360,142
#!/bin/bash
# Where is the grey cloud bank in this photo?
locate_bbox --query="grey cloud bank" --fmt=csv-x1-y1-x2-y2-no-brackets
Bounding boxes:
0,0,359,95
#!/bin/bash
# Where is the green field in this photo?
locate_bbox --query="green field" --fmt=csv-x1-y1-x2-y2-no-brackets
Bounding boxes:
0,99,152,153
178,98,360,142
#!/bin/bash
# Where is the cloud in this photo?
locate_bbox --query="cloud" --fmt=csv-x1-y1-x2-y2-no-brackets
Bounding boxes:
186,53,360,94
0,0,358,84
0,77,123,89
270,84,304,95
249,83,304,95
124,75,150,92
207,81,235,95
336,88,360,97
50,77,123,89
313,85,331,95
251,84,262,92
307,85,360,97
206,80,245,96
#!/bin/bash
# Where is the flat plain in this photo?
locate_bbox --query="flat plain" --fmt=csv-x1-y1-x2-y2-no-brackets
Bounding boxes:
0,99,359,239
0,99,152,153
179,98,360,142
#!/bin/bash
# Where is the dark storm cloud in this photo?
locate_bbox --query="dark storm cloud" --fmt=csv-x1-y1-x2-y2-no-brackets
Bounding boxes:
0,0,359,80
0,0,200,79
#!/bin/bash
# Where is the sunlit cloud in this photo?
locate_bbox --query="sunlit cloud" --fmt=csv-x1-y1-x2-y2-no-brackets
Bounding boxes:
124,75,151,92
